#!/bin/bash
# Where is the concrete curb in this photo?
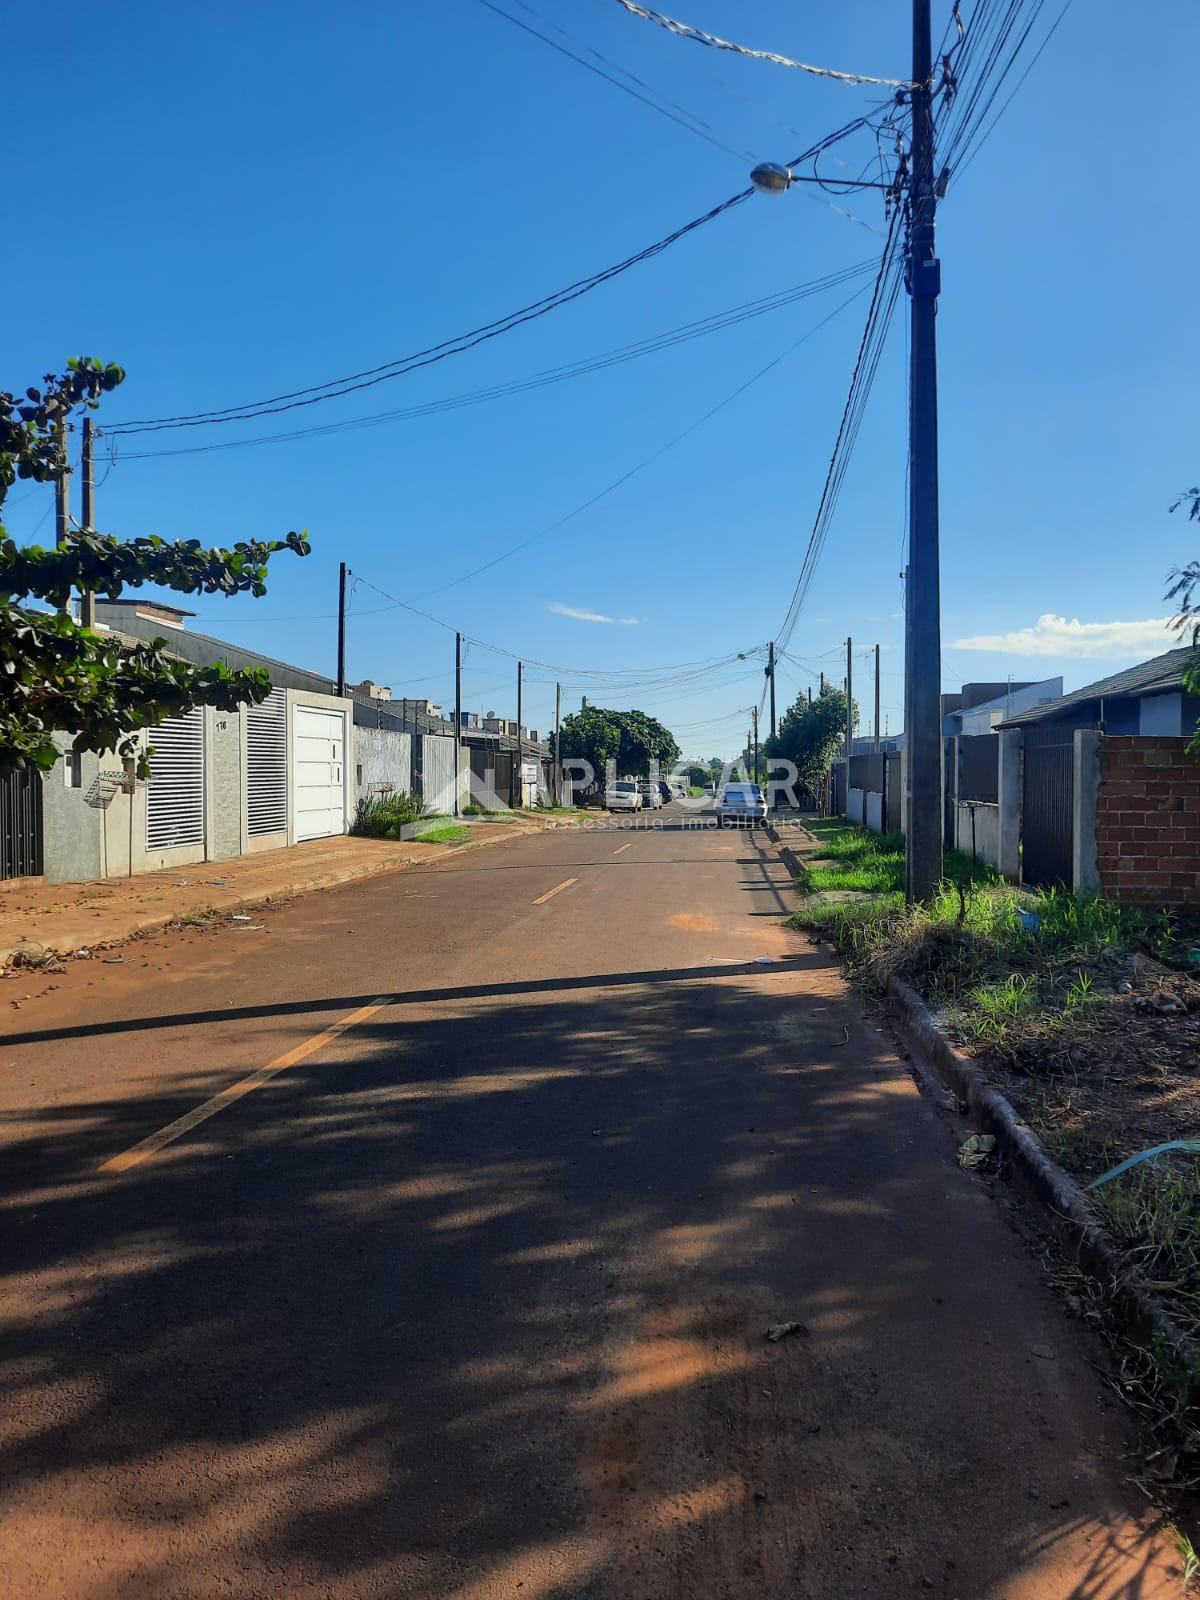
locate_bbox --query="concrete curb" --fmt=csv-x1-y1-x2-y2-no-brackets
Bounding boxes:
0,814,571,970
764,818,816,882
886,972,1200,1379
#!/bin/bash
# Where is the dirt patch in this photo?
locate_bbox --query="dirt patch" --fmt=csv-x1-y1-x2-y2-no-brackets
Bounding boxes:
667,913,716,933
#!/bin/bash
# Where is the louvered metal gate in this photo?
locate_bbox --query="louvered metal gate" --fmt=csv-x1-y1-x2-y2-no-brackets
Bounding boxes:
1021,724,1077,887
146,709,206,851
0,768,43,879
246,688,287,836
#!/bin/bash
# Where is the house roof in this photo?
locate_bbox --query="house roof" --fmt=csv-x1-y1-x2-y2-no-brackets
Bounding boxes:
994,648,1195,729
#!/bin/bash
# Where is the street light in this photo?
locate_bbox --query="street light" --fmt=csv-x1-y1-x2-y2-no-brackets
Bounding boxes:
750,162,791,196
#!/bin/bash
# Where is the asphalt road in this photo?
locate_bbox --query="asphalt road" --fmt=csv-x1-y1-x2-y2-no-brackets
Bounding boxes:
0,812,1179,1597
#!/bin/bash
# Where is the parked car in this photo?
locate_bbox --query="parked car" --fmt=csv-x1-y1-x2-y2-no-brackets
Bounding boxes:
605,779,642,811
657,780,674,804
716,781,767,827
640,781,664,809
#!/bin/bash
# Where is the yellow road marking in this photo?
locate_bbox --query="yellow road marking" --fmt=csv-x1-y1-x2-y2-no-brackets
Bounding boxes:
532,877,577,905
98,995,393,1176
612,842,634,856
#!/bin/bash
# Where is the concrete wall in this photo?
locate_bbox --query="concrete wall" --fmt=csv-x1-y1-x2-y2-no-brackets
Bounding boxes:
1093,735,1200,904
847,786,865,825
953,802,1001,868
41,742,105,884
355,726,413,801
865,790,884,834
207,706,244,862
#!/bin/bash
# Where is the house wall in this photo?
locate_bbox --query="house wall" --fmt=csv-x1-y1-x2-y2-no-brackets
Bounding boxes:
356,726,413,800
1094,736,1200,905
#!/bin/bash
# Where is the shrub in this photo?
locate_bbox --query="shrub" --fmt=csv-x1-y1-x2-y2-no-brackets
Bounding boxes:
350,792,431,839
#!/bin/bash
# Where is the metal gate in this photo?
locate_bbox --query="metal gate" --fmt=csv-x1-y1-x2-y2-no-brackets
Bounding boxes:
1021,724,1078,887
0,768,44,879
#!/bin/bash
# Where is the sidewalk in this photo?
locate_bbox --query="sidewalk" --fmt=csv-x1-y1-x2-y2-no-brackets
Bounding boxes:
0,816,565,969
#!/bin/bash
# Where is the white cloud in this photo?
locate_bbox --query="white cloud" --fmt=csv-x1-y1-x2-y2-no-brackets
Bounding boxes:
549,602,640,626
948,613,1178,660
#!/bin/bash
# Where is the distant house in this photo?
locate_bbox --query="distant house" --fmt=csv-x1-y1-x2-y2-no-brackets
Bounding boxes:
994,649,1198,737
942,678,1062,737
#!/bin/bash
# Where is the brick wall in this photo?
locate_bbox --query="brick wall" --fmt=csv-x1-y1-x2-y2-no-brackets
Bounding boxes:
1095,735,1200,904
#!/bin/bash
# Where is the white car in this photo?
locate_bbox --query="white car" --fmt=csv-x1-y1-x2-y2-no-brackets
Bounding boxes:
605,779,642,812
716,782,768,828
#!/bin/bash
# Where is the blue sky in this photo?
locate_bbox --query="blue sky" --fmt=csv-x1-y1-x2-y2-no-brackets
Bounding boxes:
7,0,1197,756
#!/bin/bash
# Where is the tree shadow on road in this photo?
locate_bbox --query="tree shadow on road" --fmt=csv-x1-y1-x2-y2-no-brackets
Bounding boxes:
0,962,1179,1597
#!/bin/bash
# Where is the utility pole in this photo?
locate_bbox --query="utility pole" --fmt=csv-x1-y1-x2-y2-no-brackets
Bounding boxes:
79,418,97,628
767,641,777,740
554,681,562,805
54,417,71,616
819,671,826,695
454,631,463,817
845,637,853,756
514,660,523,808
336,562,348,697
904,0,944,900
751,705,759,785
874,643,882,753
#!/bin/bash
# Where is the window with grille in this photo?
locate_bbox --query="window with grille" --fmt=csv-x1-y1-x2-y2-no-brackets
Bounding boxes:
146,708,205,850
246,687,288,835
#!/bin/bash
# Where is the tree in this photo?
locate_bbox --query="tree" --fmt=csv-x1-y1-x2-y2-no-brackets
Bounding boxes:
765,684,856,803
1164,486,1200,748
558,705,680,779
1,360,310,774
682,763,712,788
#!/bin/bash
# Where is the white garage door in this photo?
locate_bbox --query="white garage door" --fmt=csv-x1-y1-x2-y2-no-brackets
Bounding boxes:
292,706,346,842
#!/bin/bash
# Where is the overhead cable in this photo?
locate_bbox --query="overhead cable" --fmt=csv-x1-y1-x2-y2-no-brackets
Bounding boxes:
611,0,919,89
109,260,876,462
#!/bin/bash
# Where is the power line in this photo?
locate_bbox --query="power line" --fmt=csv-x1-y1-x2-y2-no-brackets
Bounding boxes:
610,1,919,89
772,208,907,653
108,260,876,462
103,188,755,435
476,0,754,164
411,278,872,602
104,119,882,439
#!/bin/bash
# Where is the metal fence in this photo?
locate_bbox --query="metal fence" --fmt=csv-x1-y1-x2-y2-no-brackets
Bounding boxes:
0,768,43,879
958,735,999,803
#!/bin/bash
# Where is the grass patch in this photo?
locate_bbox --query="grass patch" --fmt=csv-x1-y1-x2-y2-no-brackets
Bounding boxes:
794,819,1000,903
415,820,472,845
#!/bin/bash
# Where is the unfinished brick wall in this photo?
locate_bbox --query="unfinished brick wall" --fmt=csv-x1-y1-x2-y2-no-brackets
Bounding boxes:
1095,735,1200,904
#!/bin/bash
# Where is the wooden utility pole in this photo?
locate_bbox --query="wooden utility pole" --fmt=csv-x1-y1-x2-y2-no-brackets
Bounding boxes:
336,563,348,696
454,631,463,817
904,0,944,900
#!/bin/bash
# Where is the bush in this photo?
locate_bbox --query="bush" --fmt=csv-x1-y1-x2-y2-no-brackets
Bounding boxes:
350,792,431,839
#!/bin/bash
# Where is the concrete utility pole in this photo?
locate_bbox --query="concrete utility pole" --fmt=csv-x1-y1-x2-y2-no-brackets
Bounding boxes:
454,630,462,818
767,641,777,740
514,660,523,808
874,643,882,754
79,418,97,629
904,0,944,900
336,563,348,697
819,671,826,695
560,681,569,806
845,637,853,756
54,417,71,616
751,705,759,783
